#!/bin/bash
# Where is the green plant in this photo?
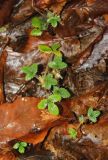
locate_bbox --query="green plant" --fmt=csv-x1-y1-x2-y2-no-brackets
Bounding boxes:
31,17,48,36
47,11,60,28
13,142,27,154
87,107,101,123
21,63,38,81
38,93,61,115
31,12,61,36
38,43,62,56
48,56,67,70
68,128,77,139
21,41,70,116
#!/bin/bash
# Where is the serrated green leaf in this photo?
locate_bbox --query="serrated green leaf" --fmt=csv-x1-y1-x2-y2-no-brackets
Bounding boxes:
18,146,25,154
68,128,77,139
13,143,20,149
21,63,38,81
48,56,67,69
43,74,58,89
20,142,27,147
31,28,42,36
47,12,60,28
38,44,52,53
59,88,70,98
94,110,101,117
48,94,61,103
87,107,101,123
38,99,48,109
48,102,59,115
32,17,42,28
51,43,61,51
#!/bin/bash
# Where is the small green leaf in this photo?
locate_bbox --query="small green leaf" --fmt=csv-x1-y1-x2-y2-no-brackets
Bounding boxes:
32,17,42,28
79,115,84,124
43,74,58,89
38,44,52,53
31,28,42,36
48,94,61,103
13,142,27,154
59,88,70,98
87,107,101,123
51,43,61,51
47,12,61,28
53,87,70,99
21,63,38,81
18,146,25,154
68,128,77,139
38,99,48,109
20,142,27,147
48,102,59,115
48,56,67,69
13,143,20,149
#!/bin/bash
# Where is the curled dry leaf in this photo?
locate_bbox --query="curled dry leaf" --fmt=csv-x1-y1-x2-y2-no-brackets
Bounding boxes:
11,0,35,24
34,0,67,11
61,0,108,24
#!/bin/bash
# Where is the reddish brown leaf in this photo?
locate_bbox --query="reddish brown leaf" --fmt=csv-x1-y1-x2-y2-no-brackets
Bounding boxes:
0,51,7,104
0,0,16,26
0,97,60,145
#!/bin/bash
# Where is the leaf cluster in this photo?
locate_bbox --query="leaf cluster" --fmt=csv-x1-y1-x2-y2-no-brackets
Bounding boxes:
38,43,62,57
38,93,61,115
87,107,101,123
79,107,101,124
38,86,70,115
21,42,70,116
13,142,27,154
31,11,61,36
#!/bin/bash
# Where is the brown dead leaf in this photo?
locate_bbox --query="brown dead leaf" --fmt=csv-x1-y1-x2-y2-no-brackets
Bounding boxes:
0,97,60,145
0,0,16,26
0,51,7,104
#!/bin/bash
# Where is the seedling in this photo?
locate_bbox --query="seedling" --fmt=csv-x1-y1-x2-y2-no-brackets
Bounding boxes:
87,107,101,123
13,142,27,154
31,11,61,36
47,11,61,28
